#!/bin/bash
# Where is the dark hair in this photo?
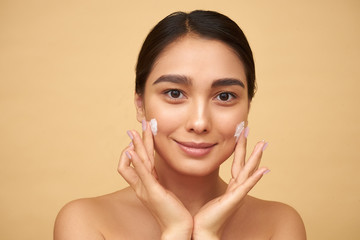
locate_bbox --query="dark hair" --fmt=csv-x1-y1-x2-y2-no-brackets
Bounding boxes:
135,10,256,100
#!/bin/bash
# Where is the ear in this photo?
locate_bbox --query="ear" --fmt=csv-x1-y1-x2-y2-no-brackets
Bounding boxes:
134,93,145,123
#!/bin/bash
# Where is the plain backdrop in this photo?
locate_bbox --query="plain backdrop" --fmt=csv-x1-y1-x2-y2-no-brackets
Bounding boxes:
1,0,359,239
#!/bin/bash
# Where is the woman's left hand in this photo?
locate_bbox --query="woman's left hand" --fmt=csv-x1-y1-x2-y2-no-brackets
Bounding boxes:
192,127,270,240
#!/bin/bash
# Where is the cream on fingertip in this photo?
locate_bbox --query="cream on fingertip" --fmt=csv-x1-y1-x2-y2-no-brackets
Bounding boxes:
150,118,158,136
234,121,245,141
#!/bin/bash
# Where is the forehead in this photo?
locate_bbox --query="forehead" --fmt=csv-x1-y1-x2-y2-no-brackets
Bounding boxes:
146,35,247,88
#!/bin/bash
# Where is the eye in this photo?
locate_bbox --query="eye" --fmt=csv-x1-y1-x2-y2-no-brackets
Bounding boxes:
216,92,235,102
165,89,184,99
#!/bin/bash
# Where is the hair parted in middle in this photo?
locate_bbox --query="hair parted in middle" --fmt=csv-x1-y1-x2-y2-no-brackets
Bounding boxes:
135,10,256,101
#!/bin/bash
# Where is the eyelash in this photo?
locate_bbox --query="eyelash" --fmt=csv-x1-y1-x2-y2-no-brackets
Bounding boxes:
163,89,186,101
215,92,237,102
163,89,237,104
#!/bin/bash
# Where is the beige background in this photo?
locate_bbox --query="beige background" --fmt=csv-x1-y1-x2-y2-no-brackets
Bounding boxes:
1,0,359,239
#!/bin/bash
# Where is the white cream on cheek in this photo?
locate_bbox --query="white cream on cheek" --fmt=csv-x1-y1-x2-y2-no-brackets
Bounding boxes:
234,121,245,142
150,118,158,136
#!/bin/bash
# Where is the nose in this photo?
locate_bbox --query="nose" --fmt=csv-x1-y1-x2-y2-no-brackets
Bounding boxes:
185,99,211,134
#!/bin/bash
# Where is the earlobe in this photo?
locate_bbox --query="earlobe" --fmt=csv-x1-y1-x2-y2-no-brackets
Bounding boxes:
134,93,145,123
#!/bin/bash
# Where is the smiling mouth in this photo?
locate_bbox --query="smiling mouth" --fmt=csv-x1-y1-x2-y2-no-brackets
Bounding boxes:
174,140,217,158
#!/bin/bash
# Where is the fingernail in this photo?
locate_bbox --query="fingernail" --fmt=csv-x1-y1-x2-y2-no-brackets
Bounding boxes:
262,141,269,152
129,141,133,147
263,169,271,175
127,130,133,140
125,151,131,159
142,119,146,131
234,121,245,142
244,126,250,138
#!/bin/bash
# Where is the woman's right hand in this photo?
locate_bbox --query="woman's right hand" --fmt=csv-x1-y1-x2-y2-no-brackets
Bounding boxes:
118,120,193,240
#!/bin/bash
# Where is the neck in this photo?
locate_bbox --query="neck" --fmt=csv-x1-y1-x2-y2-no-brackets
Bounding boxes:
154,156,227,216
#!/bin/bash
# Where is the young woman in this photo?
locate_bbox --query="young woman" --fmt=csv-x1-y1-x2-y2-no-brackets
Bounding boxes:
54,10,306,240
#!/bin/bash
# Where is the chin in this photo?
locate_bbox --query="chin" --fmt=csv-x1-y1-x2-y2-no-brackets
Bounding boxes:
169,157,226,177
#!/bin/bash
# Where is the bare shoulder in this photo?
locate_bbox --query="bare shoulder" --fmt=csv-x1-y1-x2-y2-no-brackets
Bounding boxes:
246,196,307,239
54,187,139,240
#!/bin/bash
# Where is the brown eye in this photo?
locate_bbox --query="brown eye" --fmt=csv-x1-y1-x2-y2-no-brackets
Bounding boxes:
165,89,184,99
170,90,181,98
216,92,235,102
216,92,236,102
219,93,229,101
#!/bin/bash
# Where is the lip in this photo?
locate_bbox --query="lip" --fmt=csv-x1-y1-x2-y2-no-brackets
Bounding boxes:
174,140,217,158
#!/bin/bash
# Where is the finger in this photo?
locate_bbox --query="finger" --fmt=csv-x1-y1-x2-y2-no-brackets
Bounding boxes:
229,167,269,202
237,140,267,183
231,126,249,178
126,149,158,190
117,145,138,188
252,140,268,173
222,167,269,213
127,130,152,171
245,140,268,175
142,120,155,167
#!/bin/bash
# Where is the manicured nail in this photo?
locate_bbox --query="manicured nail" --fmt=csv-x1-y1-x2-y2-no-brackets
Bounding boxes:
244,126,250,138
127,130,133,140
142,119,146,131
129,141,133,147
263,169,271,175
262,141,269,152
125,151,132,159
234,121,245,142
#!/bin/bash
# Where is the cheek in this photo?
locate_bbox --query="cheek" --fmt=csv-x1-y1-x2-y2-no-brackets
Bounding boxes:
145,101,186,135
212,106,248,138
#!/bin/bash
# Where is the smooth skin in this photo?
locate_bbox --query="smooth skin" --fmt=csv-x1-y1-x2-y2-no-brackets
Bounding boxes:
54,35,306,239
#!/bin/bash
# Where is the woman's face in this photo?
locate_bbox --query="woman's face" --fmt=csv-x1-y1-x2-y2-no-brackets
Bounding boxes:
135,35,249,176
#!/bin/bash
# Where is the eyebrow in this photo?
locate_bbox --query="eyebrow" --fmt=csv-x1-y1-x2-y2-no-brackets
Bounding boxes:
211,78,245,88
153,75,191,86
152,74,245,88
